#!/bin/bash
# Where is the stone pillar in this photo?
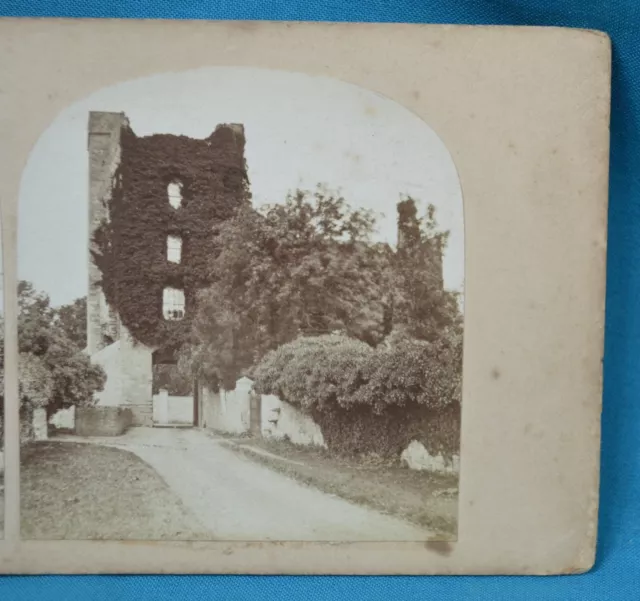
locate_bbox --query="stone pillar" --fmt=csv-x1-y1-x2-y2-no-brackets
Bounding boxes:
32,408,48,441
236,377,254,432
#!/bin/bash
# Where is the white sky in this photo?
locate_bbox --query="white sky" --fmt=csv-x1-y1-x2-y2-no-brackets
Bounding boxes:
17,67,464,308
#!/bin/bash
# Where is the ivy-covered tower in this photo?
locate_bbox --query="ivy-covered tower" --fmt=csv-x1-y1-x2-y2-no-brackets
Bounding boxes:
87,111,250,425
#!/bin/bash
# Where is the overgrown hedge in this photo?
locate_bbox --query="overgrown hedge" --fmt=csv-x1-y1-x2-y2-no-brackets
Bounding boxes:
312,403,460,458
252,332,462,458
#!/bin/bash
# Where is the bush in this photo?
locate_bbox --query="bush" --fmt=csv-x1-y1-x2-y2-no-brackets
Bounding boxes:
252,333,374,412
19,353,54,408
41,333,106,414
252,331,463,458
1,283,108,423
349,329,463,413
313,403,460,458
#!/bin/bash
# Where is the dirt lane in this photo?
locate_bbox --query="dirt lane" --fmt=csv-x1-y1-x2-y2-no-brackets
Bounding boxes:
64,427,432,541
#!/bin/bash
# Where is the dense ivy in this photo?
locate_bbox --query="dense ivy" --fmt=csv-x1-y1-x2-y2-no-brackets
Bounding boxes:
312,403,460,458
92,124,250,353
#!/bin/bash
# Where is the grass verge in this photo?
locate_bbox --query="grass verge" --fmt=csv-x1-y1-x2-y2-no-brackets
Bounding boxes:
21,441,210,540
220,436,458,540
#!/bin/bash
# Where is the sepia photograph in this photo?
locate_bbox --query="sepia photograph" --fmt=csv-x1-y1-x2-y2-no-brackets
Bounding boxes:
17,67,464,542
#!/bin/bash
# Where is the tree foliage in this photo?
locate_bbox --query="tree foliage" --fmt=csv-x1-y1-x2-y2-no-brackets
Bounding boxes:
53,297,87,350
183,186,395,387
0,282,106,416
392,197,461,342
181,185,463,399
349,328,463,413
19,353,54,408
152,363,193,396
42,331,106,413
253,331,462,414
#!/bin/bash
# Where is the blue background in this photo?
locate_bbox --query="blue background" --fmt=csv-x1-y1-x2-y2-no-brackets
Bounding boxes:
0,0,638,599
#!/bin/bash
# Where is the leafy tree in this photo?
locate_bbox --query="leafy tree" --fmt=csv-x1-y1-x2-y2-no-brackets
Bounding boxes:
152,363,193,396
392,197,461,342
19,352,54,409
1,282,106,418
54,297,87,350
182,186,395,387
41,330,106,414
17,280,56,356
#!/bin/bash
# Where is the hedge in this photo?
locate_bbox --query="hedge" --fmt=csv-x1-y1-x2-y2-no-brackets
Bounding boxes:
252,331,462,458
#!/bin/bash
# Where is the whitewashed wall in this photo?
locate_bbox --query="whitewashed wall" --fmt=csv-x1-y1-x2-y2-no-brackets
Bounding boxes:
90,340,123,407
89,326,154,426
200,377,324,446
261,394,326,448
201,376,252,434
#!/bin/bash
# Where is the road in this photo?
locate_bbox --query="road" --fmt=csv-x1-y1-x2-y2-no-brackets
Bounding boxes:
65,427,432,542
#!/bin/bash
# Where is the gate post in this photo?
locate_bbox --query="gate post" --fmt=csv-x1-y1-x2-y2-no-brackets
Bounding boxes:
249,389,262,436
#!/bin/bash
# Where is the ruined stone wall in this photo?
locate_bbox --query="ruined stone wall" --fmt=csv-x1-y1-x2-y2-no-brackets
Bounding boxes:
87,111,127,354
75,406,133,437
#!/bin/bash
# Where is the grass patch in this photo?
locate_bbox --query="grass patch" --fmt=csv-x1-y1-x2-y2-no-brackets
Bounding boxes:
21,441,211,540
221,436,458,540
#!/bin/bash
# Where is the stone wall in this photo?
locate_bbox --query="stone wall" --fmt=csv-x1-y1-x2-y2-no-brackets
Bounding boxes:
200,376,252,434
401,440,460,475
261,394,326,448
75,406,133,437
91,341,123,407
201,376,458,476
87,111,127,355
200,377,326,447
90,325,153,426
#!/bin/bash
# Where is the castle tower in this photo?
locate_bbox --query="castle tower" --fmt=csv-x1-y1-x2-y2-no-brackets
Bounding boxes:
86,111,249,426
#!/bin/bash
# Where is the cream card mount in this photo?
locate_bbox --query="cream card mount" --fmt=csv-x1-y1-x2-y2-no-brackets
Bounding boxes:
0,18,610,575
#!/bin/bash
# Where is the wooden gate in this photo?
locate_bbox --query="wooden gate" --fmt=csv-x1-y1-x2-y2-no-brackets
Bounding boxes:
249,391,262,435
